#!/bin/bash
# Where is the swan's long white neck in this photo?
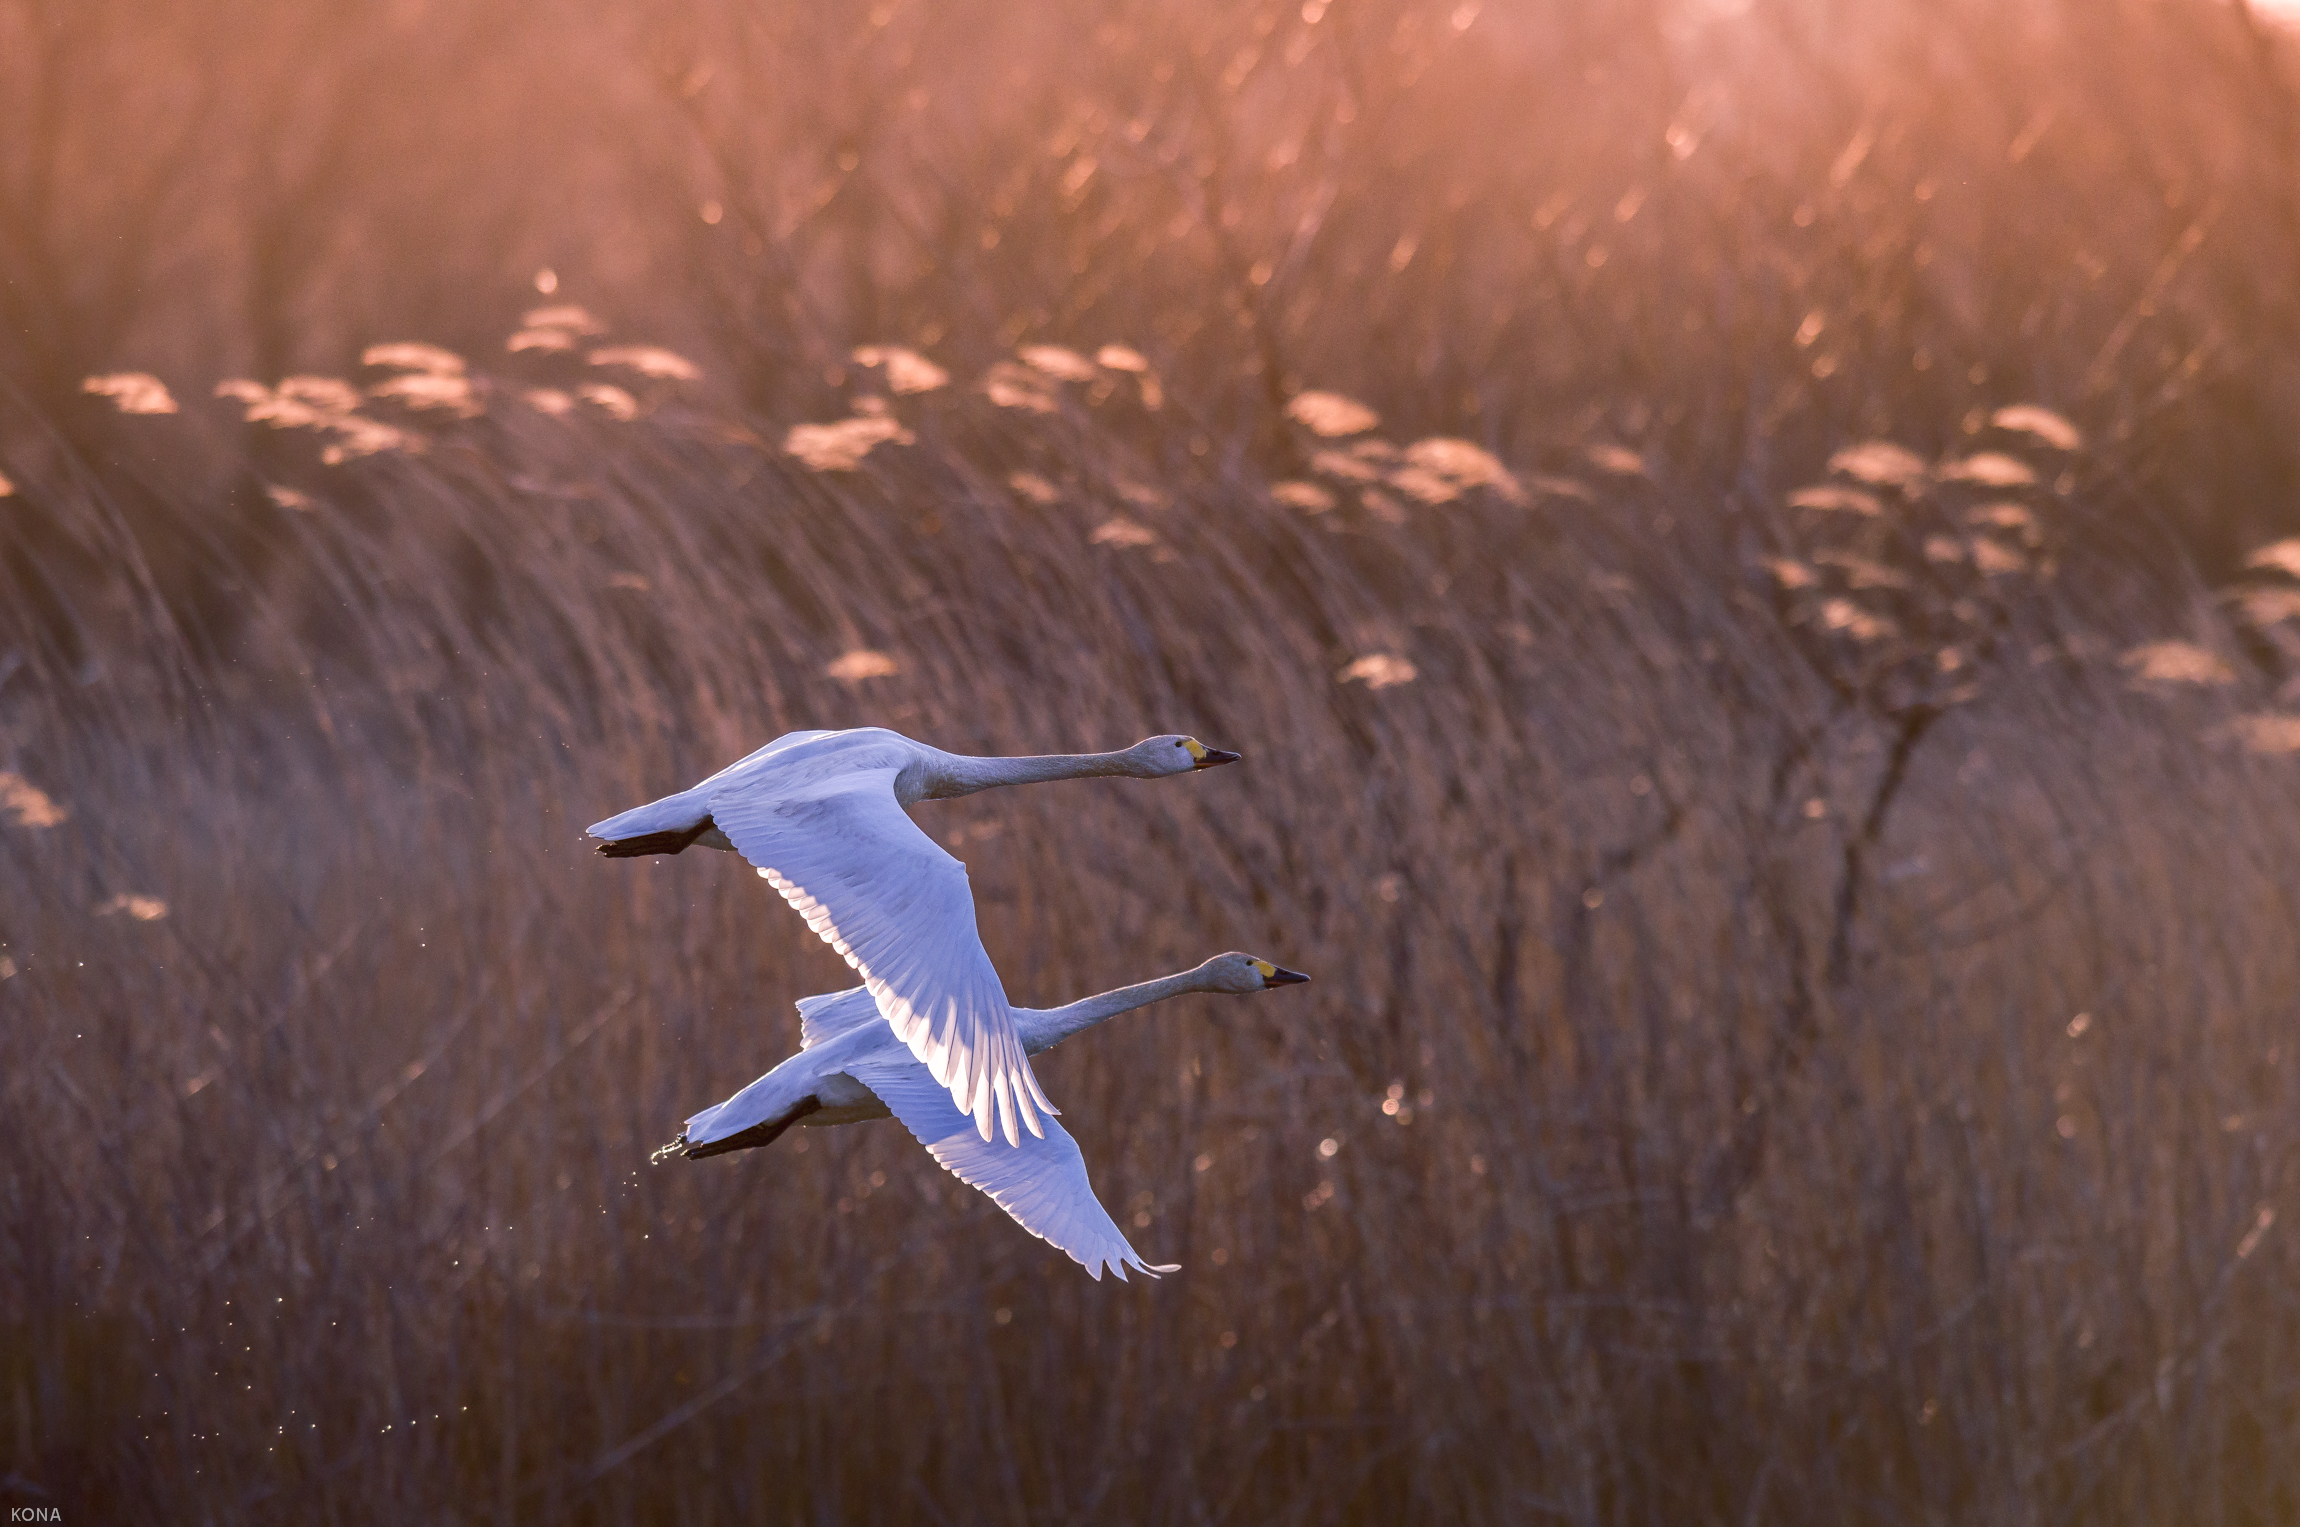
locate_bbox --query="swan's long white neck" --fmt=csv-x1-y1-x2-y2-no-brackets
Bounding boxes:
1018,968,1211,1054
915,749,1141,800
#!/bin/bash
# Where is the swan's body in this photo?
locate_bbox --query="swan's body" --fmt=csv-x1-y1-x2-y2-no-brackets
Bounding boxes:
657,952,1309,1281
588,727,1239,1147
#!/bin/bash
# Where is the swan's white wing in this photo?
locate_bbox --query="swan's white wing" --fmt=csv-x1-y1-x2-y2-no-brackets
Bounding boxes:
709,764,1054,1145
796,986,880,1049
696,729,838,788
846,1055,1176,1282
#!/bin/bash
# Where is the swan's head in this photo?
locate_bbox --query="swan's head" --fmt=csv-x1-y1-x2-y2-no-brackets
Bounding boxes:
1197,951,1312,994
1130,734,1241,777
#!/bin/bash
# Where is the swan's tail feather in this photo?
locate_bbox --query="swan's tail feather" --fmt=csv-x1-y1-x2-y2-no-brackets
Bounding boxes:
670,1097,822,1159
596,819,715,858
587,787,713,852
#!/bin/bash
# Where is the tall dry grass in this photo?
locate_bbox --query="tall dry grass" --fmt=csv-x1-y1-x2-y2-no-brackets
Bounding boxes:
6,0,2300,1521
8,335,2300,1522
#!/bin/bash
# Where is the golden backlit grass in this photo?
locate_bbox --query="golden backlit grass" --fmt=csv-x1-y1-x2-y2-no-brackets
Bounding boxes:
5,351,2300,1524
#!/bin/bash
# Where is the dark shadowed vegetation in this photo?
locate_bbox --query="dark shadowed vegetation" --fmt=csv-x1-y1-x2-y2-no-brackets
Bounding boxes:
7,0,2300,1520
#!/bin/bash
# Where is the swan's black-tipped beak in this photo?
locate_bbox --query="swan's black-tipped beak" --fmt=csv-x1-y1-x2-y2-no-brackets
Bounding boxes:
1266,966,1311,985
1193,748,1242,769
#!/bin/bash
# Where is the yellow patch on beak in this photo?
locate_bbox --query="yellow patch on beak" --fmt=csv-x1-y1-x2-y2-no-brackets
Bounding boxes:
1183,738,1207,762
1254,959,1275,979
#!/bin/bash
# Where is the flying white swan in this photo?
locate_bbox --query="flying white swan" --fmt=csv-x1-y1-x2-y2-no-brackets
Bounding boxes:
655,951,1310,1280
586,727,1240,1147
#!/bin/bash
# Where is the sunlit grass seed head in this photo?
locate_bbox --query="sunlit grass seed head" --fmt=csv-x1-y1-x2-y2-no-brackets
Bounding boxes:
784,415,912,471
1964,502,2043,545
1272,480,1338,514
1968,538,2028,577
369,372,482,418
577,384,640,422
1764,557,1819,591
1789,484,1885,517
1990,405,2082,452
851,345,950,394
279,377,363,416
1402,438,1523,503
2120,640,2234,688
1828,440,1928,488
824,649,900,683
319,416,418,465
982,363,1060,414
2244,539,2300,582
1094,345,1148,374
361,342,466,376
83,372,178,415
218,380,317,428
588,346,700,382
1339,653,1417,689
1019,344,1099,383
217,373,413,459
1088,517,1158,549
1584,443,1647,477
1007,471,1061,505
1310,448,1384,485
1285,390,1380,438
1938,452,2039,489
508,327,578,354
1814,597,1898,644
1389,464,1459,505
2219,713,2300,755
93,893,168,921
0,771,68,829
2230,587,2300,629
522,303,604,334
524,388,575,417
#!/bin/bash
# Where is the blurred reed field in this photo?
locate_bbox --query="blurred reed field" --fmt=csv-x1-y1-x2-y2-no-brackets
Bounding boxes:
9,0,2300,1520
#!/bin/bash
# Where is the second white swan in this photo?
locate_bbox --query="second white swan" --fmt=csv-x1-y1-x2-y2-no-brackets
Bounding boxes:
657,951,1310,1280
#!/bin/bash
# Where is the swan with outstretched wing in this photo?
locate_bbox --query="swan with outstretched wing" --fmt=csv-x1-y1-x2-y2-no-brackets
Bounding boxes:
658,952,1310,1281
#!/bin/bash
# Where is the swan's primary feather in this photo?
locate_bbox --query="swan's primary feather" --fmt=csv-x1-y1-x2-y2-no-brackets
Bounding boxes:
705,753,1052,1145
845,1054,1177,1282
